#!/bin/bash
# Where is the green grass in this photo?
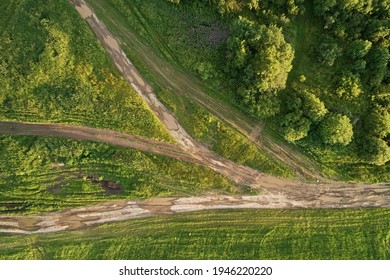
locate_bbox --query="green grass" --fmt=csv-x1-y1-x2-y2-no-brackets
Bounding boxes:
0,135,241,214
0,0,171,142
1,209,389,259
182,103,295,177
86,0,295,178
87,0,389,182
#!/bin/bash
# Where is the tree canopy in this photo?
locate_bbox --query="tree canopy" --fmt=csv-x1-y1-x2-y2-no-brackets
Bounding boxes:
226,17,294,117
320,113,353,146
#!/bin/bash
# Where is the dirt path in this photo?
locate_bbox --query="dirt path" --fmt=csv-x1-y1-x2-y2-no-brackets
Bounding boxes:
0,121,260,185
0,122,197,163
68,0,196,149
1,121,390,228
1,185,390,234
0,1,388,234
84,0,323,180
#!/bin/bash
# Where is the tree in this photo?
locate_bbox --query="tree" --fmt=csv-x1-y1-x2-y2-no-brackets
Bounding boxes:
365,47,389,88
365,108,390,139
226,17,294,117
227,18,294,92
336,72,363,99
347,39,372,59
241,88,281,117
362,136,390,166
301,92,327,123
317,41,341,66
320,113,353,146
282,112,311,142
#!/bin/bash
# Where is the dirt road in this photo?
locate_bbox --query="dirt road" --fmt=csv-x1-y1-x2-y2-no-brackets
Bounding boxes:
1,121,389,212
84,0,323,180
0,1,388,234
1,185,390,234
69,0,196,149
0,121,261,185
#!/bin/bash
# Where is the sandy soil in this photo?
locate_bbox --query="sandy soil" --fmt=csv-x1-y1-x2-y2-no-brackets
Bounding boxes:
1,187,390,234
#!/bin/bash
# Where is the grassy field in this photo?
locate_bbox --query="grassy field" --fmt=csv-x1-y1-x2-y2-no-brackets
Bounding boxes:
86,0,296,178
87,0,389,182
0,0,171,142
0,135,240,214
1,208,389,259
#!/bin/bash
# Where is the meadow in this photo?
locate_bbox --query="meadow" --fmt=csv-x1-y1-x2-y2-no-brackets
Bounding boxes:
0,0,171,142
0,135,239,214
1,208,389,259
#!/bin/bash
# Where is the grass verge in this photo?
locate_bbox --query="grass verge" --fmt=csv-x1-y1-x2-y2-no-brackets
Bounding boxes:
0,135,240,214
0,0,171,142
1,208,389,259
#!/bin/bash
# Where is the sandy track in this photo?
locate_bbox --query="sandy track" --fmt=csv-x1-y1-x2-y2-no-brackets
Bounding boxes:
0,122,198,164
1,186,390,234
0,121,260,185
68,0,196,149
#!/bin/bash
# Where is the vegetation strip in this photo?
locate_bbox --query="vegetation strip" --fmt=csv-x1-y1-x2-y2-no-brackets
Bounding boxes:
0,133,239,214
1,209,389,259
1,121,390,224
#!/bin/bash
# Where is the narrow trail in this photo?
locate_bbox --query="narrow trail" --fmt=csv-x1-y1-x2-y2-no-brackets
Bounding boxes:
1,121,390,235
70,0,196,150
86,0,323,181
0,1,388,234
0,121,260,185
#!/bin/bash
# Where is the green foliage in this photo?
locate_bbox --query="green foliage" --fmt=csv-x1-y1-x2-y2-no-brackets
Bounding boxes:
336,72,363,99
301,92,328,123
0,0,171,142
226,17,294,117
347,39,372,59
280,89,327,142
316,41,341,66
361,136,390,166
0,135,238,214
320,113,353,146
282,114,311,142
1,209,389,260
365,47,390,88
92,0,389,181
365,108,390,139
